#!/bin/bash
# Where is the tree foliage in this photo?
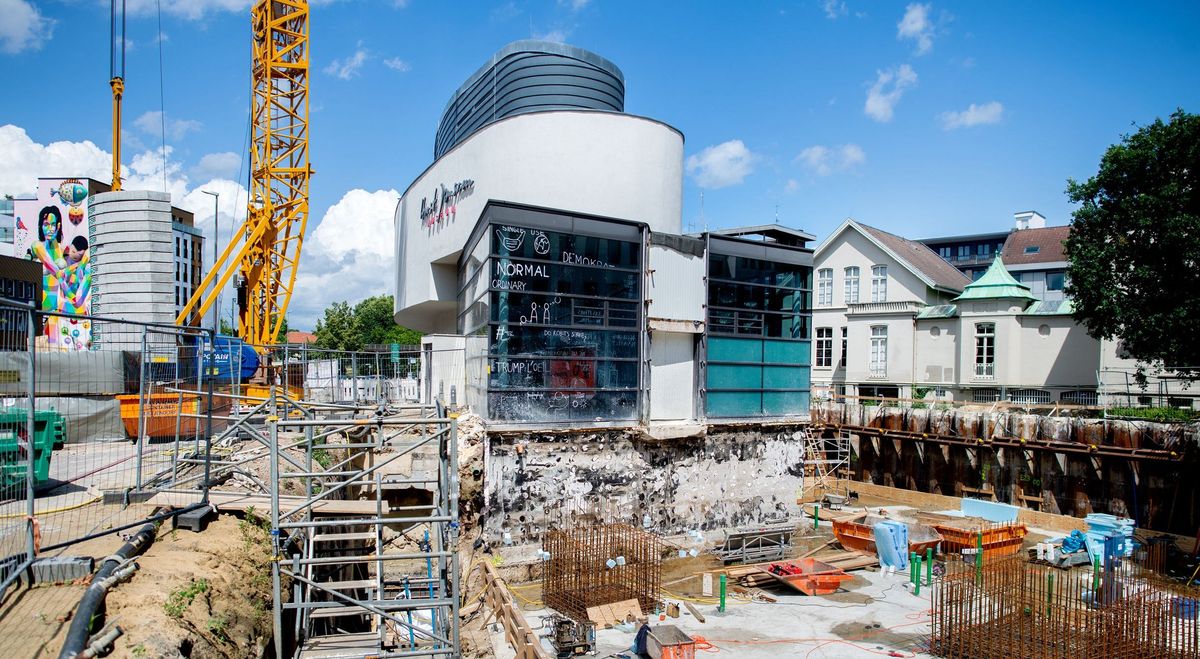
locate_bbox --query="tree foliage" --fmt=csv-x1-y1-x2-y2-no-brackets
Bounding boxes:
1064,109,1200,377
313,295,421,351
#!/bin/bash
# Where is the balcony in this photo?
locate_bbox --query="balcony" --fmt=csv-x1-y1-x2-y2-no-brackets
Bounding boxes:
973,363,995,380
847,300,924,315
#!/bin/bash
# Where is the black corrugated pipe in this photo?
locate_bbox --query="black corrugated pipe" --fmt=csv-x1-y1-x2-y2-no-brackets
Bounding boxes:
58,517,159,659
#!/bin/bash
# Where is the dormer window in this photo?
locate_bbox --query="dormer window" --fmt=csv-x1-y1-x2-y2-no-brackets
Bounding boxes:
1023,246,1040,255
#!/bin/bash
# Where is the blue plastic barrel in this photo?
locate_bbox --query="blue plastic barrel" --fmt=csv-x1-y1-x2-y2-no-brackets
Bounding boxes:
874,520,910,570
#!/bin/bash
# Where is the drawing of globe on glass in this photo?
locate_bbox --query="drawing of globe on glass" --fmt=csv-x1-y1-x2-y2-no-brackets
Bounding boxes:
533,231,550,255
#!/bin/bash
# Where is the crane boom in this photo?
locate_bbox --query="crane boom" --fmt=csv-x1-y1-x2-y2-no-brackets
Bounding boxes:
176,0,311,347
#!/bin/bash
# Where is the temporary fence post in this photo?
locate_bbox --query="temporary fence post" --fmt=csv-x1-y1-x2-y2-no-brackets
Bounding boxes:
203,329,214,504
25,306,36,565
352,353,359,404
135,327,149,490
269,414,283,659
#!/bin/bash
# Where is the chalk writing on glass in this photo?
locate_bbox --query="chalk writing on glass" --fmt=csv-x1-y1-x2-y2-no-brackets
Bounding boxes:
533,231,550,255
496,226,525,252
562,252,612,268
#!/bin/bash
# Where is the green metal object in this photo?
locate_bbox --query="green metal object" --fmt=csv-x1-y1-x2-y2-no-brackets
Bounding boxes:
926,547,934,586
813,504,819,530
718,574,727,612
914,557,921,596
1047,572,1055,612
1093,557,1101,592
975,532,983,585
0,408,65,488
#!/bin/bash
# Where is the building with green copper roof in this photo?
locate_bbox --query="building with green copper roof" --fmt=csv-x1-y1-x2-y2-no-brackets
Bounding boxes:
952,257,1037,303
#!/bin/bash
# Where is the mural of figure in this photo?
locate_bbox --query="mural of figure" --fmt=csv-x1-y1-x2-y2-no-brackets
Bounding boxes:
30,207,92,350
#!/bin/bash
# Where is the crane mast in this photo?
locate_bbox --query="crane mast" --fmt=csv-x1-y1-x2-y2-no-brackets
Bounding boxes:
176,0,311,347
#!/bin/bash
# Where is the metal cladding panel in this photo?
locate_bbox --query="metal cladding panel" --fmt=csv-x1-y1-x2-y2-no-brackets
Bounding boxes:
435,41,626,159
648,243,705,323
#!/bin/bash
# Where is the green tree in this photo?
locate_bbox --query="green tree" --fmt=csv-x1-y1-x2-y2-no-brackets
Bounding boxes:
1064,109,1200,379
313,295,422,351
313,301,359,351
353,295,422,347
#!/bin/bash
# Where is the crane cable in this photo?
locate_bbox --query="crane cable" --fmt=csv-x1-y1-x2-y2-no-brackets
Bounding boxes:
156,0,168,192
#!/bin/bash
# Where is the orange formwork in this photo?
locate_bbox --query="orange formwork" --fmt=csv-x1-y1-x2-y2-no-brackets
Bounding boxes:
116,393,200,438
832,513,944,556
924,517,1028,559
760,558,853,596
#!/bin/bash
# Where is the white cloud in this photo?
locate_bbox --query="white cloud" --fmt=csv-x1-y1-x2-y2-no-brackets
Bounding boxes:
383,57,411,72
124,0,251,20
939,101,1004,130
784,179,799,194
289,189,401,328
0,0,55,54
897,3,934,55
0,125,109,196
558,0,590,11
864,64,917,122
133,111,203,141
686,140,757,189
535,29,570,43
796,144,866,176
193,151,241,180
822,0,847,19
325,44,369,80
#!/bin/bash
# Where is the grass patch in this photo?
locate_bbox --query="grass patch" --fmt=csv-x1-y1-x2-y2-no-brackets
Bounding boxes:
207,615,230,643
1107,406,1199,423
312,449,334,469
164,578,209,619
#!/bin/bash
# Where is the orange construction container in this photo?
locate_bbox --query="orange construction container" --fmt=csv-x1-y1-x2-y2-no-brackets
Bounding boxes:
832,513,943,556
915,513,1028,559
760,558,853,596
116,393,200,439
646,625,695,659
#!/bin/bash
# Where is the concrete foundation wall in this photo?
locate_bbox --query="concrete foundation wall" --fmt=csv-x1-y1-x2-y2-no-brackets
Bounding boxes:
484,426,810,544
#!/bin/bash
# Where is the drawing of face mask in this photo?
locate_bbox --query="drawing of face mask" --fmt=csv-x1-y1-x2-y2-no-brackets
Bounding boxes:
496,226,525,252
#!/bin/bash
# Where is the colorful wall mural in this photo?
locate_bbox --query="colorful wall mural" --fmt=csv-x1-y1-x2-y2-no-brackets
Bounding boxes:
13,178,96,351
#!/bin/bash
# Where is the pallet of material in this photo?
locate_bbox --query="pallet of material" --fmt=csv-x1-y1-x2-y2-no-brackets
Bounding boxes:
724,549,877,587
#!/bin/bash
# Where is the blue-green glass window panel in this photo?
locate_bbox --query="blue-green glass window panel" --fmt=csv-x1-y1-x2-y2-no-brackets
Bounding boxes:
762,366,809,390
763,391,809,416
763,339,810,365
707,336,762,362
707,364,762,389
706,391,763,417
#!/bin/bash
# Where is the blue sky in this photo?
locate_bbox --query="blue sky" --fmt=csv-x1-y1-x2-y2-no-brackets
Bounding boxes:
2,0,1198,328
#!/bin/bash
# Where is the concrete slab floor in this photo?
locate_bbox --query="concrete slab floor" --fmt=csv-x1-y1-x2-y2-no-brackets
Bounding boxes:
518,568,933,658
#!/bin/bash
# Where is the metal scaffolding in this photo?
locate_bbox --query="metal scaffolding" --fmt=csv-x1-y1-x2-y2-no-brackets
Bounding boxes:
797,427,851,502
258,393,460,658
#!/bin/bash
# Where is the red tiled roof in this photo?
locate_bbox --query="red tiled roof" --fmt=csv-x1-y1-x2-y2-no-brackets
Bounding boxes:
858,223,972,292
285,330,316,344
1001,226,1071,265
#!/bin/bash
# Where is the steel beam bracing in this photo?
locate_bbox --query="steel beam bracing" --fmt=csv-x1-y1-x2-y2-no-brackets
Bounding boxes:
264,401,460,658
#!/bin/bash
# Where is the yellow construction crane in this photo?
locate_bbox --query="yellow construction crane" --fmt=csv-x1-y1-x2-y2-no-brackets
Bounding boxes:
110,0,125,191
176,0,311,347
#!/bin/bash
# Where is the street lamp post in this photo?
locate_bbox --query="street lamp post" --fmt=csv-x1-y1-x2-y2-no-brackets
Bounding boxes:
200,190,220,334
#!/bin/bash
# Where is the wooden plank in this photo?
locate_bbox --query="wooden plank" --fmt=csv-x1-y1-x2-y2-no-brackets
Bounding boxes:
682,601,706,623
148,490,378,515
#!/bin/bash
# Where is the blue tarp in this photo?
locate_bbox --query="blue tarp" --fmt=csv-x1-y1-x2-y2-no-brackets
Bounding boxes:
1060,530,1088,554
202,335,259,383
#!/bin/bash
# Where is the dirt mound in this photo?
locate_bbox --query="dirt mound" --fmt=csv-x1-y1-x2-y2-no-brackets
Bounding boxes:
104,513,280,658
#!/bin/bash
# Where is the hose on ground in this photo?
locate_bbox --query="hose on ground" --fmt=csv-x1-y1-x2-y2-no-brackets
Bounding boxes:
58,517,159,659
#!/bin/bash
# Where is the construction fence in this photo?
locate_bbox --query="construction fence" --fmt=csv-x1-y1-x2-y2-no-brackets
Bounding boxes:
0,299,464,602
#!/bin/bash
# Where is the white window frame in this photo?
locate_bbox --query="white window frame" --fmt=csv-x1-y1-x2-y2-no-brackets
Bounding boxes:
815,327,833,367
817,268,833,306
869,325,887,378
843,266,860,304
871,265,887,302
974,322,995,379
